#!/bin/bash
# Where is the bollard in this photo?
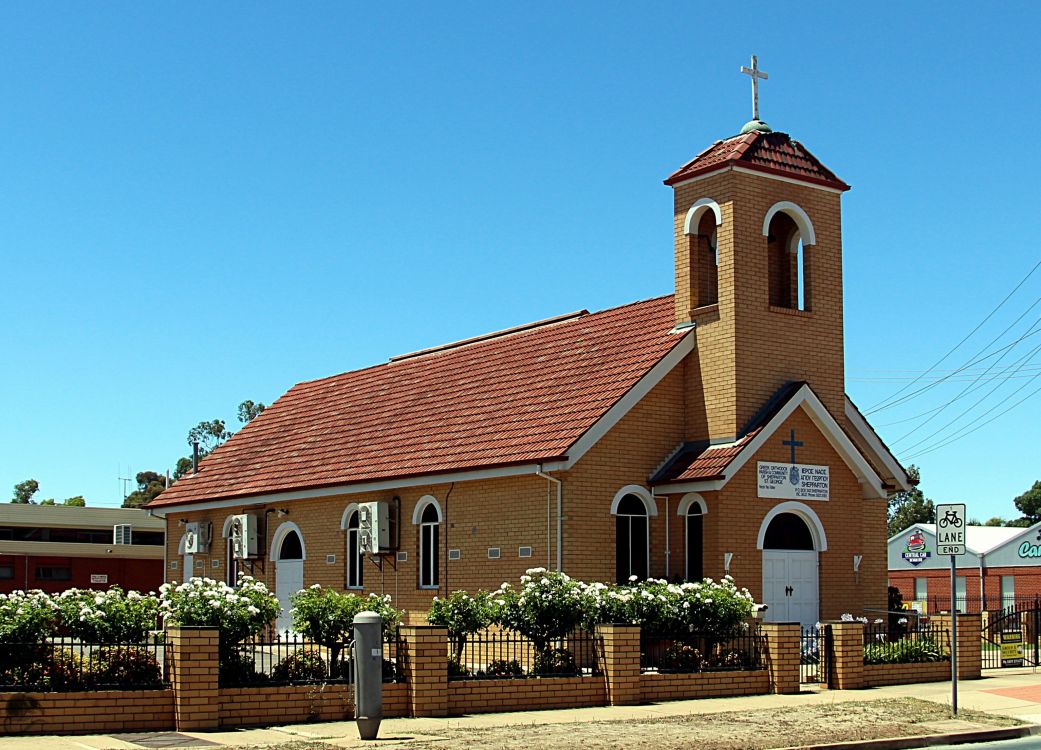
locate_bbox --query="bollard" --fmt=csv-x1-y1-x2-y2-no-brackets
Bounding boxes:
353,611,383,741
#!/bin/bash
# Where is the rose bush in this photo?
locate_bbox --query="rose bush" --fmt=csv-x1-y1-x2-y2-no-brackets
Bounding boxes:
494,569,585,654
55,587,160,643
428,590,494,662
159,576,280,653
0,590,60,645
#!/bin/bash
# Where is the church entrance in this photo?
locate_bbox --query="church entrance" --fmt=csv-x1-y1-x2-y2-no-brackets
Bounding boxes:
761,511,820,628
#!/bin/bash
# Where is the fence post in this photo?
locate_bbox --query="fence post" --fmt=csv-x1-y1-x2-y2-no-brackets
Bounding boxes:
168,626,220,731
760,622,800,694
400,625,448,717
934,612,982,679
596,624,641,706
829,622,864,690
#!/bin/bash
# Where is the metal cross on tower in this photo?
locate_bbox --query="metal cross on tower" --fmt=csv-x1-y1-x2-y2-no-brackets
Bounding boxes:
740,55,769,121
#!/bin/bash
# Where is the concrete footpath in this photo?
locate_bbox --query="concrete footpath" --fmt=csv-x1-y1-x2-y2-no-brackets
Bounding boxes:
4,669,1041,750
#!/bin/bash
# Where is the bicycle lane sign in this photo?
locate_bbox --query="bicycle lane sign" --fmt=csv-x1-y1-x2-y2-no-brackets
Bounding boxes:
936,503,966,555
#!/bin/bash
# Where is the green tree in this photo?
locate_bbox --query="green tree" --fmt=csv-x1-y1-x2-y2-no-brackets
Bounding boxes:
1013,480,1041,525
11,479,39,504
984,517,1007,526
123,472,166,508
40,495,86,506
237,400,266,424
887,465,934,536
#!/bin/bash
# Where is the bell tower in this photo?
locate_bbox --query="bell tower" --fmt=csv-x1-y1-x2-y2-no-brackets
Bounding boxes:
665,60,851,443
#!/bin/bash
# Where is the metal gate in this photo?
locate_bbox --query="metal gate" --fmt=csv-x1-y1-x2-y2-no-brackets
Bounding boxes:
800,624,832,684
981,600,1041,669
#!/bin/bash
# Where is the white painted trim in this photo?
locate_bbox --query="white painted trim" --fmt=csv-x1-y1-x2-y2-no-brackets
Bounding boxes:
221,515,237,538
412,495,442,525
722,385,885,499
340,503,361,530
669,165,845,194
177,532,188,555
677,492,707,516
610,485,658,517
683,198,722,235
756,501,828,552
660,479,727,495
149,462,564,516
762,201,816,246
271,521,307,561
564,333,695,470
844,398,911,492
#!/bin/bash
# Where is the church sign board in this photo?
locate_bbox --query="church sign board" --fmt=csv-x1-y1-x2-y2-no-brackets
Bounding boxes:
757,462,829,500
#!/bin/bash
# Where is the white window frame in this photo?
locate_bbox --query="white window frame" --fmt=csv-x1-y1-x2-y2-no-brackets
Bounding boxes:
678,493,707,581
345,508,363,589
611,486,653,582
414,495,442,589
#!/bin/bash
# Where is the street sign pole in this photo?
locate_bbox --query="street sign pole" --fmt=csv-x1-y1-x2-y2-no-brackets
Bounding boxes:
950,554,958,716
936,503,966,718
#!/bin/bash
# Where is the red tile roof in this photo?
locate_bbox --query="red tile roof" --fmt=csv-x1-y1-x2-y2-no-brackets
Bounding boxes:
663,131,850,191
150,295,687,508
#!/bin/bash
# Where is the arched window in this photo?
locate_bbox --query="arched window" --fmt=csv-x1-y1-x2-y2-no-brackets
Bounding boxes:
762,512,815,551
419,502,440,588
685,502,704,581
345,509,363,589
277,529,304,560
684,198,722,310
764,203,814,312
615,494,649,583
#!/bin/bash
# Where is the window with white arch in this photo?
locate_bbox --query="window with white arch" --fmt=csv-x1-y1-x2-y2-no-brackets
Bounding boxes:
614,493,650,583
684,498,705,581
344,508,363,589
684,198,722,309
764,202,815,312
414,497,441,589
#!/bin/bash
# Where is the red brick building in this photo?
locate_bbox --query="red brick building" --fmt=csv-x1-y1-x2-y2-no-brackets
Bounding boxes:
0,505,165,593
147,119,909,629
889,522,1041,613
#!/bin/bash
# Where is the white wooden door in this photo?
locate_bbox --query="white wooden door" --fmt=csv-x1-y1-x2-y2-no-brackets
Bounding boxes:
762,551,819,629
275,560,303,635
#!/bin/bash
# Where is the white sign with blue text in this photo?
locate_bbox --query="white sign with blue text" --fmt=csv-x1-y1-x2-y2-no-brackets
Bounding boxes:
757,462,830,500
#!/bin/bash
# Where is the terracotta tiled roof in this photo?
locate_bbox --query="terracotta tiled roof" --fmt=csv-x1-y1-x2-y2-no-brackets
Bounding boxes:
651,381,805,485
663,131,850,191
150,296,687,508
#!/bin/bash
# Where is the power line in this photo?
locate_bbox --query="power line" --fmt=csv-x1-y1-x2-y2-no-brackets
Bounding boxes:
865,258,1041,413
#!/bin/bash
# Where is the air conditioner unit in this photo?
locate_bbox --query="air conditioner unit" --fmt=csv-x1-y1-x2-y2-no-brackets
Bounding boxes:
113,524,133,545
183,521,211,554
358,501,390,555
230,514,259,559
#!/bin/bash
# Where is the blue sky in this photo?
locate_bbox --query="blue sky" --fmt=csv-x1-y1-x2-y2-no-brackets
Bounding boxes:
2,2,1039,520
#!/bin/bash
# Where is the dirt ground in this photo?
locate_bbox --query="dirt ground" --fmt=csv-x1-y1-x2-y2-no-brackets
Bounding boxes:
226,698,1023,750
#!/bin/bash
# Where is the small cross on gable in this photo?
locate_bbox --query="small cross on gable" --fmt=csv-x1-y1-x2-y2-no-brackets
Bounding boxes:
782,428,803,465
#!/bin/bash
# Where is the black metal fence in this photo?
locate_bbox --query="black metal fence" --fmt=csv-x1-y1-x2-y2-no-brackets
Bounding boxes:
914,595,1040,615
0,635,167,692
448,629,600,679
862,622,949,665
222,632,405,686
801,625,831,684
641,627,765,674
982,603,1041,669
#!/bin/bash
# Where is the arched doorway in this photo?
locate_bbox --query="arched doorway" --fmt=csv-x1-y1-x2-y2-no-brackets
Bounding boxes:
758,504,823,628
272,524,305,635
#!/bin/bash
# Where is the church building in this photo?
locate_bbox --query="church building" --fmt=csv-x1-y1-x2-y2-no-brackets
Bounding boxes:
147,96,910,629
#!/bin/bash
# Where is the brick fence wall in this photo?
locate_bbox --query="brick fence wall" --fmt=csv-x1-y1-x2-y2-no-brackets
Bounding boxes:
0,689,172,736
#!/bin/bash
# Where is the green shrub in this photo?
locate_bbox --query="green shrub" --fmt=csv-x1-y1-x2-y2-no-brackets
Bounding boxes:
657,643,704,673
219,650,267,685
55,588,159,643
448,655,472,678
160,576,280,657
482,659,523,678
271,650,328,682
89,646,163,687
0,591,59,646
532,647,576,676
429,591,494,662
863,636,948,665
705,647,753,671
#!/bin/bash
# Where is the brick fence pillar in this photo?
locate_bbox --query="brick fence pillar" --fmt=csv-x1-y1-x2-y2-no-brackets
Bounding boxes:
168,626,220,731
934,612,982,680
596,624,641,706
829,622,864,690
401,625,448,717
760,622,800,694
